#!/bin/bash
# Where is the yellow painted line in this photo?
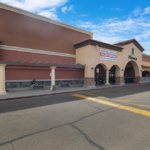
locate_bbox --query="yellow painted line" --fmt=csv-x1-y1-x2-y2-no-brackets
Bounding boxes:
73,94,150,117
133,102,150,103
111,100,150,109
116,100,134,101
123,102,150,108
128,98,150,99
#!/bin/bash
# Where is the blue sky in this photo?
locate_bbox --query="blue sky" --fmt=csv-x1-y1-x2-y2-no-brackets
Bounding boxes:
0,0,150,54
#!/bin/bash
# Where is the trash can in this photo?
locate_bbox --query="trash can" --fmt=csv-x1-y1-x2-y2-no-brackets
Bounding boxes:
53,85,57,91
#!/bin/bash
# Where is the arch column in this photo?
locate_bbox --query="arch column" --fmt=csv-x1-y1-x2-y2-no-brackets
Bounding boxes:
84,65,95,87
50,66,56,90
135,77,142,83
115,69,125,85
0,64,7,95
105,69,110,85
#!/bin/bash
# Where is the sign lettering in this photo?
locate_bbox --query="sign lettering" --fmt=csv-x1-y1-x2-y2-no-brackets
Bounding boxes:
100,49,117,61
128,55,137,60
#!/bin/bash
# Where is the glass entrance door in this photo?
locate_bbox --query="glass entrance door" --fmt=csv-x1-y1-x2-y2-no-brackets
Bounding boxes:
109,70,115,83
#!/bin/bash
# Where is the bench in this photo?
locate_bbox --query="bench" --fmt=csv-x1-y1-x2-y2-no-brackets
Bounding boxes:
32,85,45,89
60,83,70,87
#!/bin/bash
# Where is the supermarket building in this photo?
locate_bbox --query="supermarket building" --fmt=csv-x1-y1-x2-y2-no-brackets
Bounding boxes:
0,2,150,94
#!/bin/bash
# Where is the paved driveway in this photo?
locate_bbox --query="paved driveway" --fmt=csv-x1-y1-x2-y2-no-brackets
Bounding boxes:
0,83,150,150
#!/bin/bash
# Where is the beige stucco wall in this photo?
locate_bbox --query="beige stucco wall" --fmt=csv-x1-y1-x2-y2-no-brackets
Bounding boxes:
76,43,142,78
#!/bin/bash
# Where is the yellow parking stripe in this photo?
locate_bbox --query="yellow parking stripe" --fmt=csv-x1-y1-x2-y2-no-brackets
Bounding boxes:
73,94,150,117
116,100,134,101
111,100,150,108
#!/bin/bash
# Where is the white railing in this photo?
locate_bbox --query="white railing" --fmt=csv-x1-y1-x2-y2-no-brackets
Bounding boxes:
142,77,150,82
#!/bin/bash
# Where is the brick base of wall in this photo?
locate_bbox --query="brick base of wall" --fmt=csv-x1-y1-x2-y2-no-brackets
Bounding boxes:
115,77,125,84
135,76,142,83
84,78,95,86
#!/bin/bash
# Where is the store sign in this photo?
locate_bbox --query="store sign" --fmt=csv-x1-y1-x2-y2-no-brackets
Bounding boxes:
128,55,137,60
100,49,117,61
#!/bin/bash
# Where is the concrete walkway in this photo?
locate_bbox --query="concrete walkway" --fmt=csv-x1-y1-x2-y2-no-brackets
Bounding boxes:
0,82,148,101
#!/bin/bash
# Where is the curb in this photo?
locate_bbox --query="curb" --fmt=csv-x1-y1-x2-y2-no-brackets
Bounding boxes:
0,82,149,102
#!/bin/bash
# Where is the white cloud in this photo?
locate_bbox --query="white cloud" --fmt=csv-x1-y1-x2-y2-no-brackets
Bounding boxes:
132,7,142,16
111,8,120,10
144,7,150,14
61,6,67,13
0,0,68,20
38,8,59,20
132,7,150,16
141,41,150,55
76,9,150,53
80,14,88,17
135,30,150,40
68,5,73,11
61,5,74,13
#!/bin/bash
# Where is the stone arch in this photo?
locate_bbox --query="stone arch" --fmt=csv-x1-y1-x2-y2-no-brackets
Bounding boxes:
109,64,123,84
142,70,150,77
124,60,141,83
95,63,108,70
109,64,121,77
95,63,108,85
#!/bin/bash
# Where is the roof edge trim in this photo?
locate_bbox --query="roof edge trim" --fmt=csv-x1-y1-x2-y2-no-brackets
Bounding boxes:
114,39,144,52
74,39,124,52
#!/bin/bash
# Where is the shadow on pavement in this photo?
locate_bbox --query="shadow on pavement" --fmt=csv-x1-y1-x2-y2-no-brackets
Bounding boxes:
82,83,150,99
0,93,83,113
0,83,150,113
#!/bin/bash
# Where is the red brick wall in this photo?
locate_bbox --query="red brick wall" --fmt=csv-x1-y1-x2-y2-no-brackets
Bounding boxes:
6,66,84,80
0,8,90,55
0,50,75,64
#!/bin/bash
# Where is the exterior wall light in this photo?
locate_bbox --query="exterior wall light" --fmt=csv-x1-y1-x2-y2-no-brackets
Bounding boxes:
91,67,94,70
122,69,124,71
96,45,99,47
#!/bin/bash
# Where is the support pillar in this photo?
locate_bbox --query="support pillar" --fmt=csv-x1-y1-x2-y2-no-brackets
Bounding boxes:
115,77,125,85
134,76,142,83
105,69,110,85
50,67,56,90
84,78,95,87
0,64,6,95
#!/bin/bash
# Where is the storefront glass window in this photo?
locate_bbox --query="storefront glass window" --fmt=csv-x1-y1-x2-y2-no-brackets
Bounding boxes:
132,48,134,55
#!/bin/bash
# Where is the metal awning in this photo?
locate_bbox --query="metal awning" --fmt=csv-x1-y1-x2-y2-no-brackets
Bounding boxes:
0,60,85,69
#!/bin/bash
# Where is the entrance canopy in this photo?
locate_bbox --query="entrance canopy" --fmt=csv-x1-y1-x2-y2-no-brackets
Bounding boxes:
0,61,85,69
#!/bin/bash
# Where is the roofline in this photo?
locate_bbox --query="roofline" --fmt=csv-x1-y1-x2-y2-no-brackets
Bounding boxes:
74,39,124,52
114,39,145,52
114,39,135,45
142,65,150,69
0,2,93,38
142,53,150,57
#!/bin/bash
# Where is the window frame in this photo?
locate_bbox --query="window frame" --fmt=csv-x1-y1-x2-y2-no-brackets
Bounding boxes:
132,48,134,55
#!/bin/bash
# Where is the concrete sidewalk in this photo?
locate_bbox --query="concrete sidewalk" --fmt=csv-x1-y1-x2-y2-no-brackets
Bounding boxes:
0,83,148,101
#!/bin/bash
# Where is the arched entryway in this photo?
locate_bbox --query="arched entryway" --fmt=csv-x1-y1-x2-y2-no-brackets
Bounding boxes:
109,65,121,84
124,61,140,83
124,62,135,83
95,64,107,85
142,71,150,77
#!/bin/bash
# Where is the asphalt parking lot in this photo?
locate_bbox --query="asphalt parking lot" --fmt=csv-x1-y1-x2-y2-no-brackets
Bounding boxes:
0,83,150,150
